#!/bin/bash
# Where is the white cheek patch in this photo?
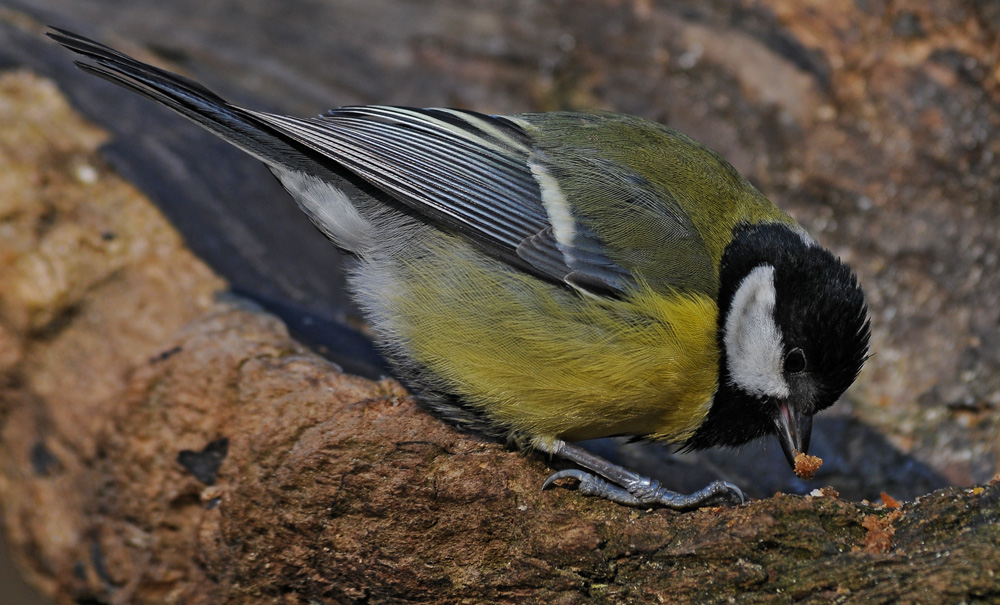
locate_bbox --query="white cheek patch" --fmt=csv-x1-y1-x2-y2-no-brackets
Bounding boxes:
271,167,373,253
724,265,790,399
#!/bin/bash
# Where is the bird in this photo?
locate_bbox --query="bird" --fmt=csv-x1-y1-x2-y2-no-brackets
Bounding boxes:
49,28,870,510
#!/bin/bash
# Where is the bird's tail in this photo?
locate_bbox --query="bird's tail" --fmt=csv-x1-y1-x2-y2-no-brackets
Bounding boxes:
47,27,318,174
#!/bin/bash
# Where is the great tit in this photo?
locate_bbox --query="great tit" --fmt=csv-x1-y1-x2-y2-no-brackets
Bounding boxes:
50,29,870,509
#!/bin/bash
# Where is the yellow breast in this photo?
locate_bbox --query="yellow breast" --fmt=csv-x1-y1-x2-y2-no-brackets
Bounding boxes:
380,236,720,444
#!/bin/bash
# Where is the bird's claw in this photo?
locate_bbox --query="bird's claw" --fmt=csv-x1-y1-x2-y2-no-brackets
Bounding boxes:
544,469,746,510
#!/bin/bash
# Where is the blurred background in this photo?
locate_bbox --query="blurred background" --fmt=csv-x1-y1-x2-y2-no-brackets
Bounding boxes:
2,0,998,602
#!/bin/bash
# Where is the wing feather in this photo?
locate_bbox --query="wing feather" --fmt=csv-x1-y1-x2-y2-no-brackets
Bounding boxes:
249,106,549,253
247,106,704,297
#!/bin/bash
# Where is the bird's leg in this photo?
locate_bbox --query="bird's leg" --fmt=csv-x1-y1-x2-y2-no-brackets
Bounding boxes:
541,440,746,510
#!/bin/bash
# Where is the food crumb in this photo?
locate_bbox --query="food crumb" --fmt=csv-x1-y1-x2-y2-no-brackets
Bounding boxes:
793,452,823,480
880,491,901,508
808,487,839,498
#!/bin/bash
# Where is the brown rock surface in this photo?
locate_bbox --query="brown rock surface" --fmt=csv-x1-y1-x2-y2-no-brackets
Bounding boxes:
0,67,225,601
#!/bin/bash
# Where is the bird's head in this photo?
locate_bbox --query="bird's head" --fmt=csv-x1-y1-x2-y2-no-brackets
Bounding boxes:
685,223,871,470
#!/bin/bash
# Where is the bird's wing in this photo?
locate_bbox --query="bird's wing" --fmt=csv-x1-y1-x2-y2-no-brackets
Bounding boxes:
525,139,720,297
48,29,713,298
248,106,652,297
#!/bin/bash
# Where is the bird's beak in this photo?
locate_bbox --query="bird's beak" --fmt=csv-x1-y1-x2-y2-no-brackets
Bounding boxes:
774,400,812,469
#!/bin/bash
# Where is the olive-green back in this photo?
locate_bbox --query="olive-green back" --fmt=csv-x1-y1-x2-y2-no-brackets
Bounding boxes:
520,111,796,297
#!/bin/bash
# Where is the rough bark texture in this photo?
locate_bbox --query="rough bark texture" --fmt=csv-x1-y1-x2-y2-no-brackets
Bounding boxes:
1,1,1000,603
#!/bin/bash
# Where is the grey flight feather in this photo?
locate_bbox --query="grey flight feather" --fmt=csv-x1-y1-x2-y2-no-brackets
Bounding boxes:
247,106,642,295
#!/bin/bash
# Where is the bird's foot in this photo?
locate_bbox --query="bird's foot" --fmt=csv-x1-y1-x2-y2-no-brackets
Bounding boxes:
543,469,744,509
540,441,746,510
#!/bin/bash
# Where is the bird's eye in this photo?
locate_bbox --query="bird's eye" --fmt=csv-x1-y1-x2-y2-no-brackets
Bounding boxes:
784,348,807,374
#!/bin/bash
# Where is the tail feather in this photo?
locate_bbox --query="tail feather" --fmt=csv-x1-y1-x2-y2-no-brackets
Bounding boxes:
47,28,318,173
